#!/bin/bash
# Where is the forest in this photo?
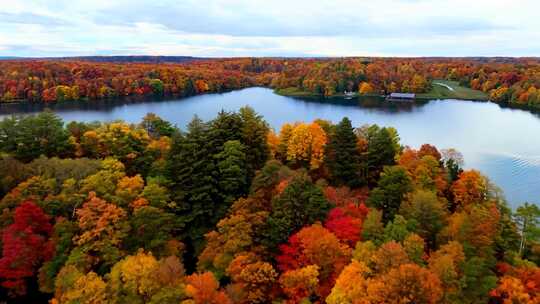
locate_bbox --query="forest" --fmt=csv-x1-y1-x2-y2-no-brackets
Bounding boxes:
0,109,538,303
1,57,540,109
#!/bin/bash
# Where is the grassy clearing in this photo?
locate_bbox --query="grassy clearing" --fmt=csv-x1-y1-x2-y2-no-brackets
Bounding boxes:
274,87,320,97
418,80,488,101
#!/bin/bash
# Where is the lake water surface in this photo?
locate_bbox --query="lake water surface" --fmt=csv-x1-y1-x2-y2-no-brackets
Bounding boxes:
1,87,539,208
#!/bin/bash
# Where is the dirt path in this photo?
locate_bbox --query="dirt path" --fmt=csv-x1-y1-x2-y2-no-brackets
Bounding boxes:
434,82,455,91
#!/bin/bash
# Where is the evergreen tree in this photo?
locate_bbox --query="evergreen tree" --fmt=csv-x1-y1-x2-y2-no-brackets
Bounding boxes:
239,106,270,181
325,117,362,187
140,113,176,138
214,140,248,219
365,125,399,185
0,112,73,161
207,110,243,156
166,116,217,250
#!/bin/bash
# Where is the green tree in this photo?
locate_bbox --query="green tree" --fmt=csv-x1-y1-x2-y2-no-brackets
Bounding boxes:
250,160,293,196
38,219,79,293
0,112,73,161
149,79,164,96
364,125,399,184
383,215,411,243
263,173,332,249
460,257,498,304
514,203,540,258
361,209,385,245
214,140,248,215
207,110,243,157
238,106,270,182
139,178,171,209
399,190,447,248
325,117,363,187
367,166,412,223
125,206,176,256
166,117,217,251
141,113,176,138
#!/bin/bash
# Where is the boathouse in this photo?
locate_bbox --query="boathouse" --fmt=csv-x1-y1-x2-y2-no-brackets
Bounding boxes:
386,93,415,102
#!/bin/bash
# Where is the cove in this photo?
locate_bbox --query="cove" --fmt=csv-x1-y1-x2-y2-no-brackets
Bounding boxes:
1,87,539,208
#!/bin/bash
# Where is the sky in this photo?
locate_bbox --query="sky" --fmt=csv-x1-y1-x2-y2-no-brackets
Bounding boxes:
1,0,539,58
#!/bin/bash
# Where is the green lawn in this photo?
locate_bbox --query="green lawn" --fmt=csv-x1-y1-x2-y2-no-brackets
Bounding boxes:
417,80,488,101
276,81,488,101
274,87,320,97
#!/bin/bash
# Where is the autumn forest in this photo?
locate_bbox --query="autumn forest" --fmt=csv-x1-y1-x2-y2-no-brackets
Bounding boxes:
4,0,540,301
1,57,540,109
0,93,539,303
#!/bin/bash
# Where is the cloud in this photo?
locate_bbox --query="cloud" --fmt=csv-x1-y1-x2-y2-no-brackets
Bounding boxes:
0,0,538,57
91,0,504,38
0,12,67,26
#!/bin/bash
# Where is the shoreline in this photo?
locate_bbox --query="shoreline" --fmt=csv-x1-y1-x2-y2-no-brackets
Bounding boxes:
2,86,540,116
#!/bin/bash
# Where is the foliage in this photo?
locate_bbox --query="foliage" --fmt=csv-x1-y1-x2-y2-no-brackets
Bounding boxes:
279,265,319,303
0,112,73,161
284,122,327,170
0,108,536,303
183,272,231,304
325,117,363,187
0,201,53,296
276,223,351,298
263,173,331,249
367,166,413,223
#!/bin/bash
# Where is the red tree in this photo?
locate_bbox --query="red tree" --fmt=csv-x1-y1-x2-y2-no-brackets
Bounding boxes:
324,203,368,246
276,224,351,298
0,201,53,296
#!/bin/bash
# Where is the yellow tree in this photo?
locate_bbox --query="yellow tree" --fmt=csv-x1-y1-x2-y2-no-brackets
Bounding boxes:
285,122,327,170
410,74,429,93
267,130,280,158
326,260,372,304
277,123,294,161
359,82,375,95
51,265,108,304
108,251,186,303
115,174,145,206
279,265,319,304
428,241,465,301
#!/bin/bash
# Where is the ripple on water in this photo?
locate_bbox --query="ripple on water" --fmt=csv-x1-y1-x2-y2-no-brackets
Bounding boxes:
477,152,540,207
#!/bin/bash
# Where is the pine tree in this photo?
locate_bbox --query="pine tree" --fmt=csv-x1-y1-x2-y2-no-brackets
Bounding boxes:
215,140,248,219
326,117,363,187
207,110,243,156
166,116,217,249
239,106,270,182
366,125,399,185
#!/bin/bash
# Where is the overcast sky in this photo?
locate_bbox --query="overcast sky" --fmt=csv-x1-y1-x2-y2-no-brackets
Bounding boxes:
1,0,539,57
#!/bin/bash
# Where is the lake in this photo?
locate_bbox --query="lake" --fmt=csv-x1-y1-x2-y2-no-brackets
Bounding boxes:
1,87,539,208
